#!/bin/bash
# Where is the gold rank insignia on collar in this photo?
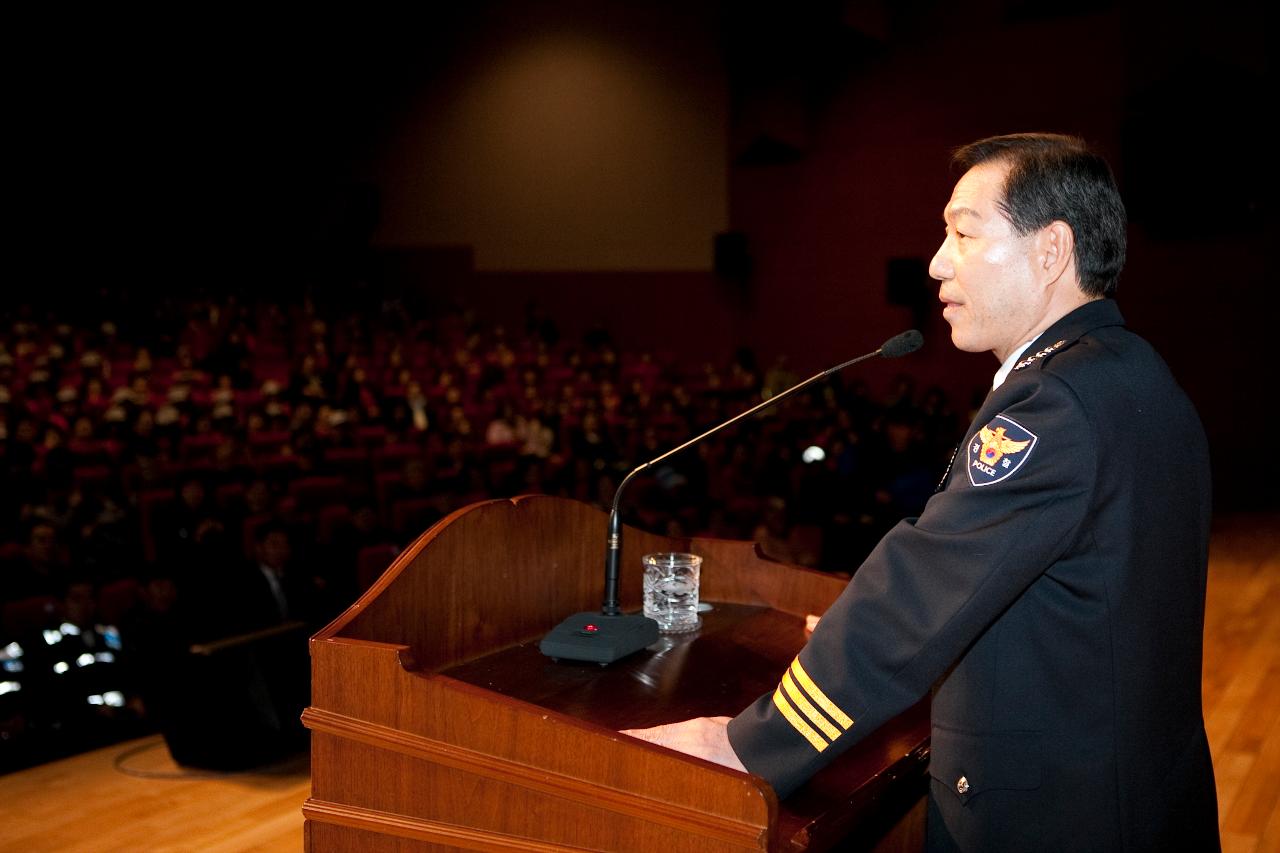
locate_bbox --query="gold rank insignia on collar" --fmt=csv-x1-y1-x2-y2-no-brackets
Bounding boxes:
1013,339,1067,371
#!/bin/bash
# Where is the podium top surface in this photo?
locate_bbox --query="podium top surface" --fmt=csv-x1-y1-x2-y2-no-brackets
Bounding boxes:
439,600,929,849
440,602,797,729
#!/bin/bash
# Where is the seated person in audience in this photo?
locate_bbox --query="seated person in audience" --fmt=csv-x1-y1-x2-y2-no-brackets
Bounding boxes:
154,475,219,566
121,565,205,733
223,521,332,633
5,521,68,603
20,575,143,756
485,405,517,446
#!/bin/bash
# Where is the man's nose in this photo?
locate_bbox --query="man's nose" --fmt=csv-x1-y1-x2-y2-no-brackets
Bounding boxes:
928,239,952,281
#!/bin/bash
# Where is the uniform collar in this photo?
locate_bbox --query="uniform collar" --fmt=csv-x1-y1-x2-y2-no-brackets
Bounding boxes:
1033,298,1124,350
1010,298,1126,375
993,340,1036,390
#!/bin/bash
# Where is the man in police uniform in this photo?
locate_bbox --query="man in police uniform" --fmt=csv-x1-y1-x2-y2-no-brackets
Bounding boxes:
625,134,1219,851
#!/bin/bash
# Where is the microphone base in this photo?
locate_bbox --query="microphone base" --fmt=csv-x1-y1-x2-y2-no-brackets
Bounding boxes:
539,611,660,664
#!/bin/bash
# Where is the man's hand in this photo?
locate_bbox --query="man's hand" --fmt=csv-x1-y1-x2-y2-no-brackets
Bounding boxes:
620,716,747,772
620,615,819,772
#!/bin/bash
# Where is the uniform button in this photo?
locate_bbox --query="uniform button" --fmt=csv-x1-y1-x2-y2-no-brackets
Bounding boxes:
956,776,970,795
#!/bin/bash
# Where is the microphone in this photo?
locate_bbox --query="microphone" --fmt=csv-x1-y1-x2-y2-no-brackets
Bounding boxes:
539,331,924,664
878,329,924,359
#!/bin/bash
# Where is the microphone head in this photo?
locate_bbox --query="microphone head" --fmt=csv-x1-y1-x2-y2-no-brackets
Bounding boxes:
879,330,924,359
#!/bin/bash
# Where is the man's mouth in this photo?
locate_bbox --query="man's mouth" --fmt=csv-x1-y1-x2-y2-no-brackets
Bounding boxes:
940,299,962,323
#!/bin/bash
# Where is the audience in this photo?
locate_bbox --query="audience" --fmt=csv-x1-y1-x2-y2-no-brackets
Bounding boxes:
0,291,962,770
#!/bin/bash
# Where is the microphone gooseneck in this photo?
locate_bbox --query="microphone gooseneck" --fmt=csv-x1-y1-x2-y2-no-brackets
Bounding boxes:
599,330,923,617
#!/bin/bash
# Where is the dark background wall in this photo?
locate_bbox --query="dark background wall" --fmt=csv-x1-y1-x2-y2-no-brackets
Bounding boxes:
10,1,1275,506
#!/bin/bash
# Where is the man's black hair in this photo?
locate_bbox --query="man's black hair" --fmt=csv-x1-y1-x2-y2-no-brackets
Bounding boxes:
953,133,1127,297
253,519,290,544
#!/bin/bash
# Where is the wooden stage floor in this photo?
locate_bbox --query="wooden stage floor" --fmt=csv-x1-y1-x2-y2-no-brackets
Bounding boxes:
0,513,1276,852
0,736,310,852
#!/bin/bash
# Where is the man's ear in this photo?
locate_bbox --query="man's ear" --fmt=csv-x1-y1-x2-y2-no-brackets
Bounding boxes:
1037,220,1076,287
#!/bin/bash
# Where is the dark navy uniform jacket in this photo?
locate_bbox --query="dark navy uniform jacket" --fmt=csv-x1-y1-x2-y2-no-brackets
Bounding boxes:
728,300,1220,851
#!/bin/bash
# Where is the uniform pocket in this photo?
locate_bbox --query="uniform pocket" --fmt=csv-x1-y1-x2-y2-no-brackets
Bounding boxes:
927,726,1042,806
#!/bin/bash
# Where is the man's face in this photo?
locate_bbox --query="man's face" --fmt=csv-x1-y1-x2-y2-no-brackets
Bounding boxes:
65,582,96,626
258,530,292,572
29,524,56,562
929,161,1047,362
180,480,205,509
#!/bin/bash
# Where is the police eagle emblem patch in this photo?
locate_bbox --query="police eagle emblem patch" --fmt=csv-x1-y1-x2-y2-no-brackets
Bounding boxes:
966,414,1037,487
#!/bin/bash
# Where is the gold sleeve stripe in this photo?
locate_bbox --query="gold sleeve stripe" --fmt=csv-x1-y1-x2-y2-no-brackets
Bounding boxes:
782,671,842,741
790,659,854,730
772,687,828,752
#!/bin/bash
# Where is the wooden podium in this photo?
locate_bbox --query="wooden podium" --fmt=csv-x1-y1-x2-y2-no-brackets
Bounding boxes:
302,495,929,852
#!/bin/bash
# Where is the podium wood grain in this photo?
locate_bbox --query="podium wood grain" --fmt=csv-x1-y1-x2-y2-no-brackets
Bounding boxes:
302,495,929,852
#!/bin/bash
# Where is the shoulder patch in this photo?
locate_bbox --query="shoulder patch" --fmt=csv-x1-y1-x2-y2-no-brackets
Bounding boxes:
1013,339,1067,371
966,414,1037,487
